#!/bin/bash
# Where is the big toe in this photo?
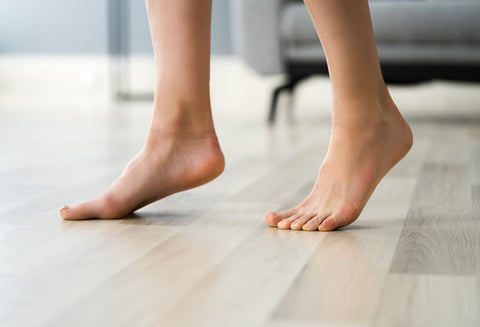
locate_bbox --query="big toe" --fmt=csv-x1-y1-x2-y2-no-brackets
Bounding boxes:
265,212,284,227
318,215,339,231
60,201,98,220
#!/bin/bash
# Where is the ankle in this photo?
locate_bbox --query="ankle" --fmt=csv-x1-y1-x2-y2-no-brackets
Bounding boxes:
332,87,396,130
332,101,384,131
143,124,220,155
150,90,215,135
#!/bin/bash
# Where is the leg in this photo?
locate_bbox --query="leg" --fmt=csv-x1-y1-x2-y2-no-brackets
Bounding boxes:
265,0,413,231
60,0,224,219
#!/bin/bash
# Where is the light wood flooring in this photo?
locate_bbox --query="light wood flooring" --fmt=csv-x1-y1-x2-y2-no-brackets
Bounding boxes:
1,58,480,326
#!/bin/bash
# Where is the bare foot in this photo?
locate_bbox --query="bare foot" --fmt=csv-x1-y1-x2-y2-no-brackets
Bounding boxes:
265,102,413,231
60,101,225,220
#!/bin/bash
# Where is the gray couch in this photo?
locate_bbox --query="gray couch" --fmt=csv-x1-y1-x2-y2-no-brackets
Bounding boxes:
231,0,480,122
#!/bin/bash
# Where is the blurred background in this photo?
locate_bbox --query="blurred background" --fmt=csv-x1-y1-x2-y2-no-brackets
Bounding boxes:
0,0,233,105
0,0,480,118
0,0,232,54
1,0,479,123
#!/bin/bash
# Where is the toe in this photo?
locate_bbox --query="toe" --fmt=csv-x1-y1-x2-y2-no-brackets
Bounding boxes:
290,214,315,230
60,200,99,220
265,212,283,227
277,214,300,230
302,214,328,231
265,208,296,227
59,205,71,219
318,215,338,231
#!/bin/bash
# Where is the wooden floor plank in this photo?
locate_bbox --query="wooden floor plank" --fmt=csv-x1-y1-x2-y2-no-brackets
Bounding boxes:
270,177,416,326
46,203,275,326
0,224,180,326
230,141,327,209
390,162,478,275
146,226,326,327
373,274,478,327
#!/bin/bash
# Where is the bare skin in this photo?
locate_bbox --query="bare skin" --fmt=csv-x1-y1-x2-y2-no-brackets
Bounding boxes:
265,101,412,231
265,0,413,231
59,124,224,219
61,0,413,230
60,0,224,219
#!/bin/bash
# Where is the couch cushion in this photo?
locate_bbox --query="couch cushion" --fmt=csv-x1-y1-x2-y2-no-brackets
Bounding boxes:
279,1,480,45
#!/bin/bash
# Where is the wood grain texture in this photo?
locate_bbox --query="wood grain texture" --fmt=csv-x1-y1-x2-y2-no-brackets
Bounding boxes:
270,177,416,326
1,58,479,326
373,274,478,327
47,203,274,327
389,163,478,275
1,224,179,326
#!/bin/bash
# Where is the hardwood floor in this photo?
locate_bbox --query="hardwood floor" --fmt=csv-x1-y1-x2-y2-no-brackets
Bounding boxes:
1,58,479,326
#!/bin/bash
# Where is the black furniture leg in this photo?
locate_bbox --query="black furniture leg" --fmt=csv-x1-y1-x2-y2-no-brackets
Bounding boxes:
269,83,290,123
268,76,305,123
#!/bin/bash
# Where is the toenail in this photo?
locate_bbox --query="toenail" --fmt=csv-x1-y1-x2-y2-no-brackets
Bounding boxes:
304,222,318,230
318,223,331,231
60,205,69,211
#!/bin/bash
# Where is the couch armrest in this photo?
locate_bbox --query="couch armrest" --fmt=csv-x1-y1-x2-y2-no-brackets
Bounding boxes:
230,0,289,75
